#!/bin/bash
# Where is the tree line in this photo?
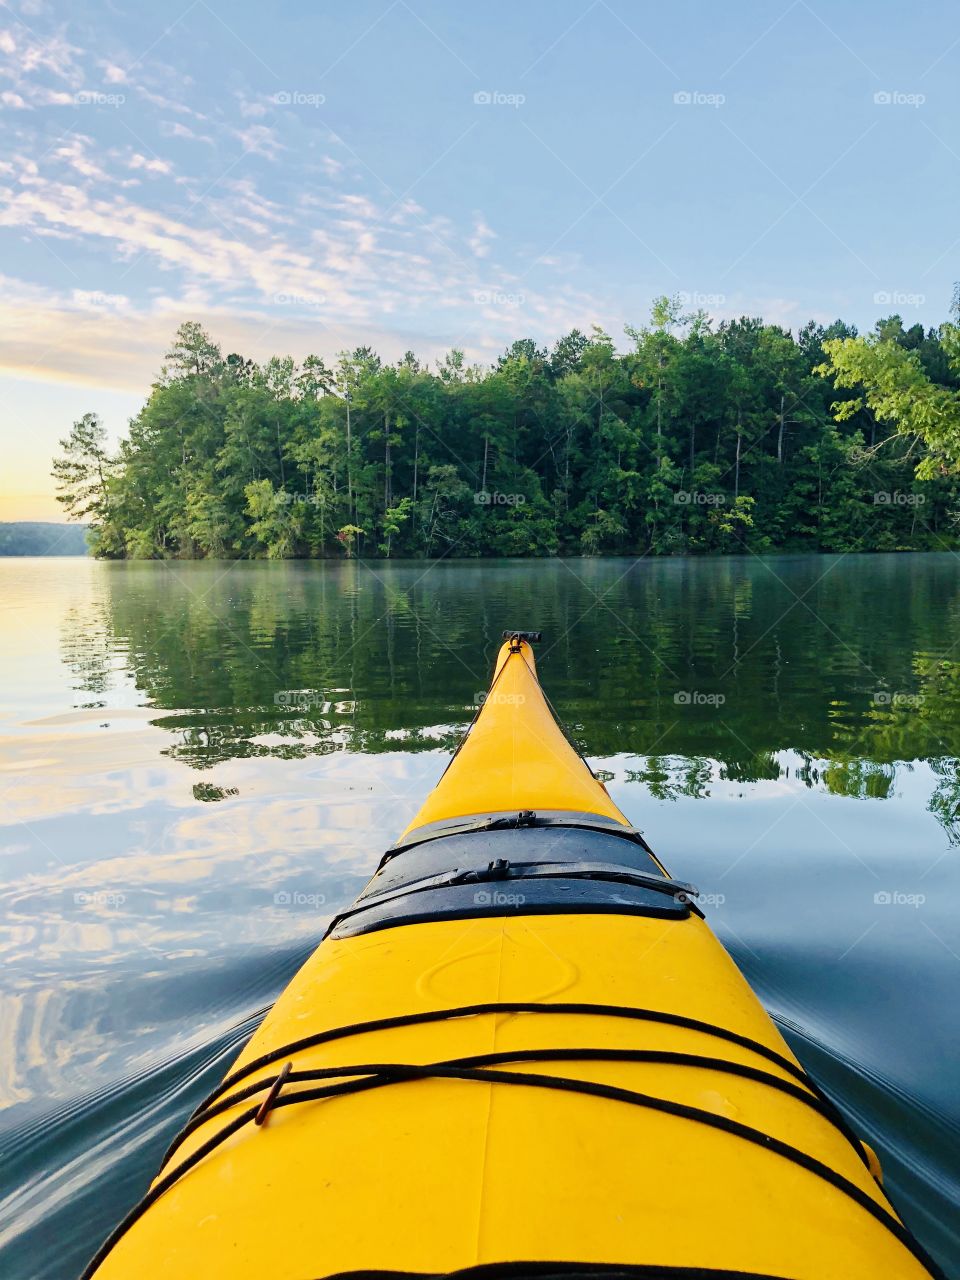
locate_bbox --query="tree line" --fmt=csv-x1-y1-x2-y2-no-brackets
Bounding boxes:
52,296,960,559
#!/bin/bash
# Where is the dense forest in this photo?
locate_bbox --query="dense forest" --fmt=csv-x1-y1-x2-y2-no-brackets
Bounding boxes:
52,296,960,559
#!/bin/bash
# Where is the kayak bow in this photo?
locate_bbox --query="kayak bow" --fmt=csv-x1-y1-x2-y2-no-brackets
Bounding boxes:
83,633,941,1280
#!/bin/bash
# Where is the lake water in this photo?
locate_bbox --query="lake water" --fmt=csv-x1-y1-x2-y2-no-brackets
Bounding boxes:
1,553,959,1277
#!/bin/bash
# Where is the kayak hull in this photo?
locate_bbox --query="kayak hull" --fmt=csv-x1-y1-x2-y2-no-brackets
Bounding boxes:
84,639,940,1280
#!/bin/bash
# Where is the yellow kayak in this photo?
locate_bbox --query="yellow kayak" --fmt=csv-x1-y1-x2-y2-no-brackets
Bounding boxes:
83,633,942,1280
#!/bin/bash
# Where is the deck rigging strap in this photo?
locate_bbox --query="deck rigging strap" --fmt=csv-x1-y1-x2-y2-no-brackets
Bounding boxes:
79,1046,945,1280
159,1045,866,1174
191,1001,818,1114
381,814,657,863
321,1265,795,1280
327,863,697,936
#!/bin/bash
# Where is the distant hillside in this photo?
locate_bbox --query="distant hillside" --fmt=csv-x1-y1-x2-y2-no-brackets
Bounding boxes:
0,523,90,556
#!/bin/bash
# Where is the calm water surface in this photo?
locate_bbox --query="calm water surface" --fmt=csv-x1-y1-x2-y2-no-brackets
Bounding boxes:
1,554,959,1277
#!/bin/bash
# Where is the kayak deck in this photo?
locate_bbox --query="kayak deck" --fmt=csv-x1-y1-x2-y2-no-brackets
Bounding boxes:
83,636,941,1280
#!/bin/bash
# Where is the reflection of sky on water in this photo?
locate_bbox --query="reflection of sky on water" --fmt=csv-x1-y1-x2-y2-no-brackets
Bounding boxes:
1,556,959,1277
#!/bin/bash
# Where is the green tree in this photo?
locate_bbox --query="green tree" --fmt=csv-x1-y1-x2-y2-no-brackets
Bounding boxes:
819,319,960,479
52,413,113,523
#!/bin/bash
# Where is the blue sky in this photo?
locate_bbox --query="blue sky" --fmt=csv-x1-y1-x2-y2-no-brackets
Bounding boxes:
2,0,959,517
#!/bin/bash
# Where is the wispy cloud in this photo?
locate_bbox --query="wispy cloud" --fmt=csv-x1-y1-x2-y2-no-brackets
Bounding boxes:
233,123,283,158
235,93,268,119
52,137,109,180
128,153,172,176
468,215,496,258
135,83,208,121
0,26,83,83
158,119,214,144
